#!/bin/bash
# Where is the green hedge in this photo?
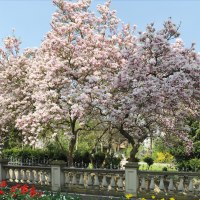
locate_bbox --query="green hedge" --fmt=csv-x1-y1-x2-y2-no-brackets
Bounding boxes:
3,148,123,169
104,153,122,169
2,148,67,162
91,152,105,168
73,150,91,167
176,158,200,172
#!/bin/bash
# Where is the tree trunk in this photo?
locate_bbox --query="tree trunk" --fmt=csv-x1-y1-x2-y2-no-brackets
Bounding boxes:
67,137,76,166
67,118,77,166
118,126,141,162
129,142,139,162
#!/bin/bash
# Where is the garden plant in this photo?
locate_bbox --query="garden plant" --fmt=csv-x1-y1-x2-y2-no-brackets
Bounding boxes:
0,181,81,200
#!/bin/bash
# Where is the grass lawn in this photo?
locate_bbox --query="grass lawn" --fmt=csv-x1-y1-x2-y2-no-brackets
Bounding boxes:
139,162,177,171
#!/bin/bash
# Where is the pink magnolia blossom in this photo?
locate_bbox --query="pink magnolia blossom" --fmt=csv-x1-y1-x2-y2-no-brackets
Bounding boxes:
9,0,129,164
99,20,200,161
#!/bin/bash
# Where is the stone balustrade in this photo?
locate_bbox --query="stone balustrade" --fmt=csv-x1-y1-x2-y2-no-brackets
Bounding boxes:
0,159,200,199
62,167,125,196
138,170,200,199
3,165,51,188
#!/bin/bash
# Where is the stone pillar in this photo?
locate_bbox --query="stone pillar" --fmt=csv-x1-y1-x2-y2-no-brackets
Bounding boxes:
0,159,8,182
125,162,139,197
51,163,65,191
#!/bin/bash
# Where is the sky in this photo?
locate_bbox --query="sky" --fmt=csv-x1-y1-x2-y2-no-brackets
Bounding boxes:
0,0,200,52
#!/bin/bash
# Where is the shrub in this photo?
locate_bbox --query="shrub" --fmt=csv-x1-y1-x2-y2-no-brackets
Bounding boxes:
162,167,168,171
176,158,200,172
143,157,154,169
155,152,174,163
2,147,68,164
91,152,105,168
170,120,200,171
73,150,91,167
46,143,68,162
189,158,200,171
104,153,122,169
73,151,82,164
82,151,91,166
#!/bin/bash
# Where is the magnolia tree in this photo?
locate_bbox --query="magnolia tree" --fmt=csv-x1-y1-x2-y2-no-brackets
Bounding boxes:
100,21,200,161
0,0,199,164
0,37,36,144
13,0,132,164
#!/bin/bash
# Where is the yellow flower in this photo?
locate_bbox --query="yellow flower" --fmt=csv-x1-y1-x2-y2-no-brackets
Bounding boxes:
125,194,133,199
152,195,156,199
141,198,146,200
161,198,165,200
169,198,175,200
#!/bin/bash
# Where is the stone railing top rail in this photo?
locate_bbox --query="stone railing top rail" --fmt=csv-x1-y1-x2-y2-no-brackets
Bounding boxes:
62,167,125,174
3,164,51,171
139,170,200,177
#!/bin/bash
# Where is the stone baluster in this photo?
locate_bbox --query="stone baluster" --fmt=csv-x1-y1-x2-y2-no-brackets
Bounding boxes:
10,169,15,182
15,169,21,183
21,169,27,183
101,173,108,190
117,174,123,191
8,169,12,182
86,173,93,188
5,168,10,181
13,169,17,183
46,171,51,185
78,172,84,188
168,176,175,194
149,176,155,191
40,171,46,185
34,170,39,184
140,175,146,191
110,174,116,191
26,170,30,183
93,173,100,189
45,171,49,185
72,172,77,186
188,176,194,193
197,184,200,196
65,172,70,187
159,175,165,192
177,176,184,193
29,170,34,183
145,176,150,191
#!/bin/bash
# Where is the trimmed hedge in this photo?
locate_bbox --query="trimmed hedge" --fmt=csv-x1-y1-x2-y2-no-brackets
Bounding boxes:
91,152,105,168
73,150,91,167
2,148,67,163
104,153,122,169
3,148,123,169
176,158,200,172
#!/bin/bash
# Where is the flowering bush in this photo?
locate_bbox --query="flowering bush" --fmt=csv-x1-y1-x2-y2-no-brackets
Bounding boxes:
0,181,42,200
0,181,81,200
124,194,176,200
